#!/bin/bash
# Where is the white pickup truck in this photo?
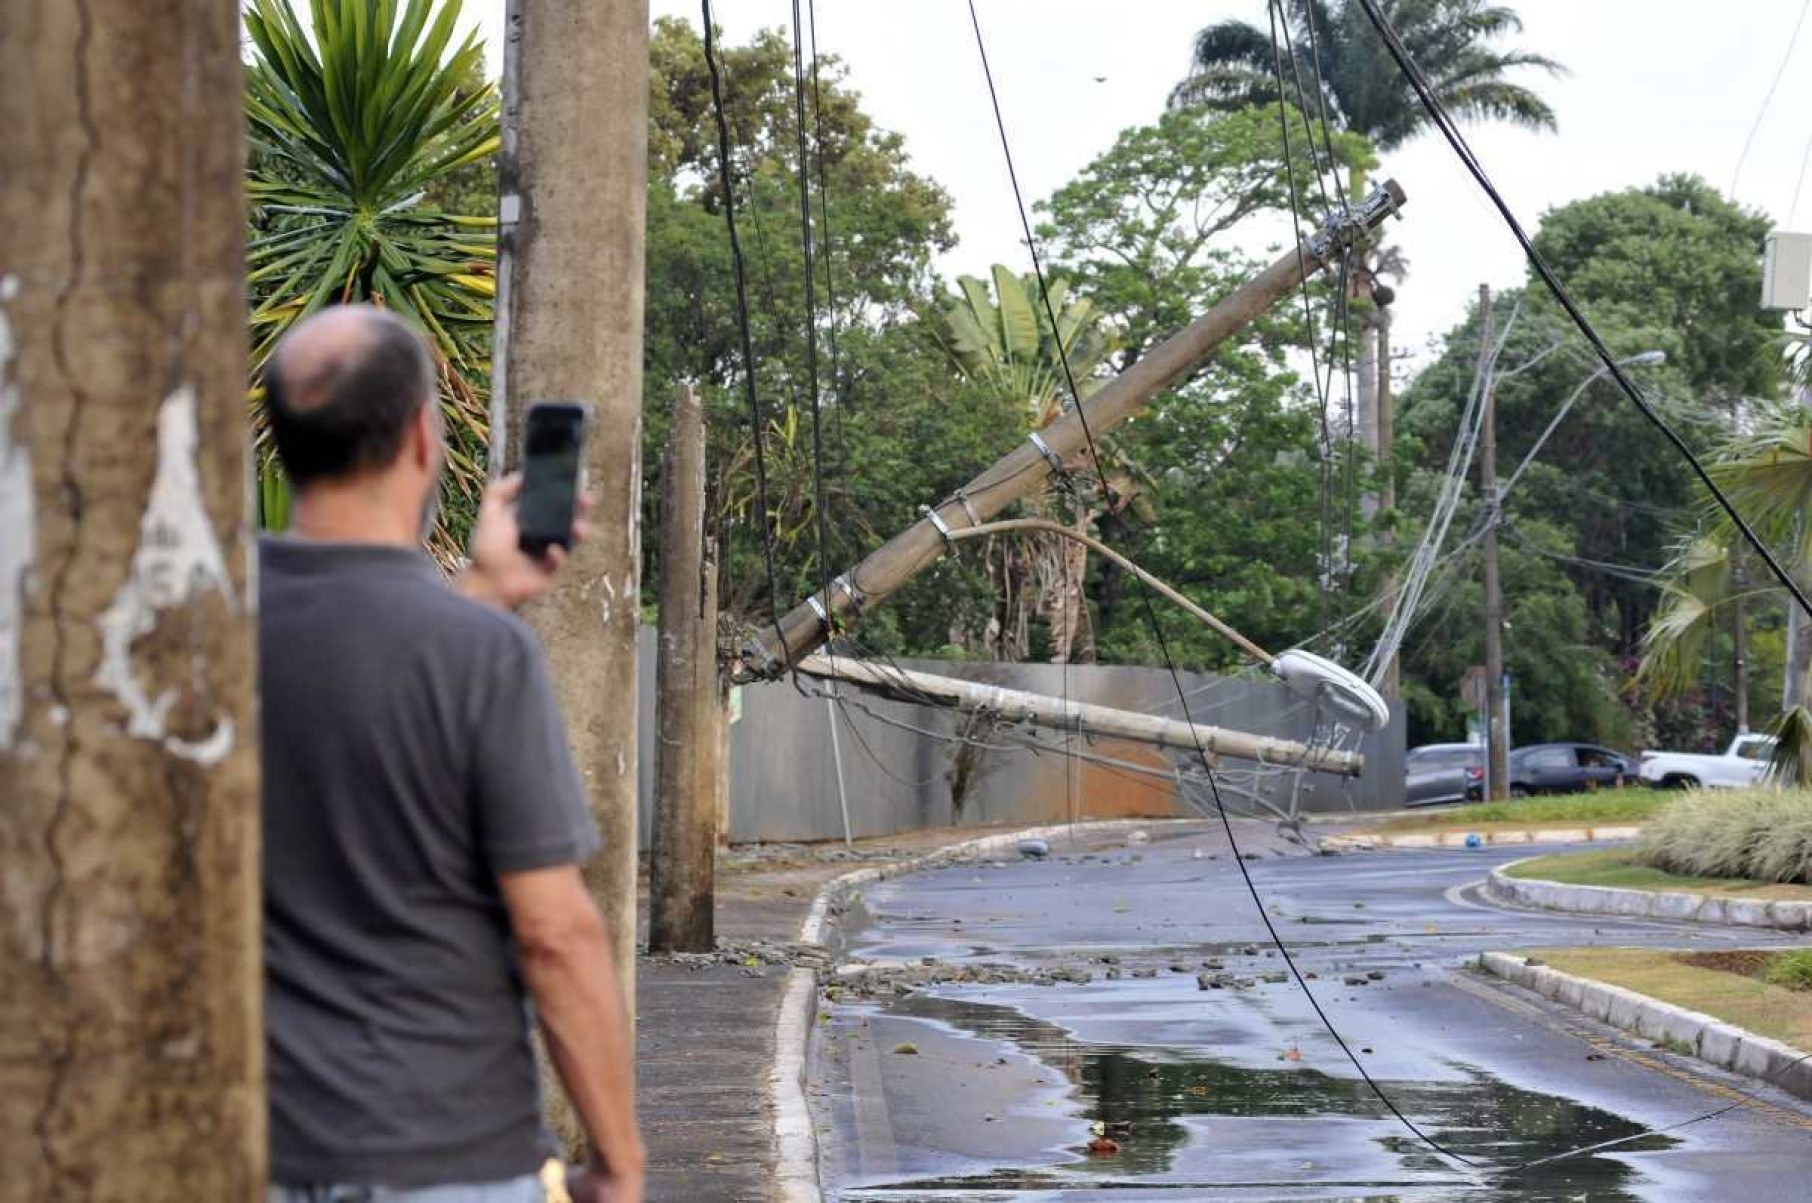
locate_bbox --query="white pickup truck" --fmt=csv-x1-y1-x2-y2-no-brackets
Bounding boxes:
1638,733,1776,789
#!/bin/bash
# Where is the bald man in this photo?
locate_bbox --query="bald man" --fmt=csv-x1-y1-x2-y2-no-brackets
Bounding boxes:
259,305,643,1203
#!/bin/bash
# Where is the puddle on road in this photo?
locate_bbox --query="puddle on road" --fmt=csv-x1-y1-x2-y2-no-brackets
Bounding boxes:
843,991,1674,1201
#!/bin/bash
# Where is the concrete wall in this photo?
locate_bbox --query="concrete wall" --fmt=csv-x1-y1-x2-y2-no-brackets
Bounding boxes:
634,629,1406,846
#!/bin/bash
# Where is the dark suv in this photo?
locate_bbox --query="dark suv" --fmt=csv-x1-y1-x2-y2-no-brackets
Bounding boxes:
1404,743,1485,807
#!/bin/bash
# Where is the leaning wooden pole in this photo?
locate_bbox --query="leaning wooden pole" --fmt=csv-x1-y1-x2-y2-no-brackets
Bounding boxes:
1,0,262,1193
649,385,713,953
740,182,1406,679
798,657,1364,776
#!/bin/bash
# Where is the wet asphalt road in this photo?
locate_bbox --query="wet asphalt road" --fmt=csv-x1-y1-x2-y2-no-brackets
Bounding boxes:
807,821,1812,1202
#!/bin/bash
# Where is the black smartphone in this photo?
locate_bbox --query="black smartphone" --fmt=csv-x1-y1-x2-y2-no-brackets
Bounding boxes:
517,401,590,556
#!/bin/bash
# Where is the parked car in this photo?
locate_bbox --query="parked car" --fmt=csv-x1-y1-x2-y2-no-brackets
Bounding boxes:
1404,743,1485,807
1638,733,1776,789
1506,743,1637,796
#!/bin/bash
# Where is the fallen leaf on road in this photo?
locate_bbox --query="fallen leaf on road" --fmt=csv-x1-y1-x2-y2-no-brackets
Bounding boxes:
890,1043,919,1055
1087,1137,1120,1156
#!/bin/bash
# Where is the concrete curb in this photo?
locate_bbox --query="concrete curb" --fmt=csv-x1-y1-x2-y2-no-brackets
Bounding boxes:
1477,951,1812,1101
1322,824,1641,851
768,818,1170,1203
1485,859,1812,931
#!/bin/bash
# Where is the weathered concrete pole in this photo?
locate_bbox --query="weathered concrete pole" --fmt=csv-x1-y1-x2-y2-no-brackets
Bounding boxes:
0,0,262,1194
648,385,714,952
493,0,650,1009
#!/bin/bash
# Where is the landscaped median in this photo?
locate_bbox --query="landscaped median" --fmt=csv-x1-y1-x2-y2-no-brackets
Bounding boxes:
1479,948,1812,1101
1324,791,1665,850
1486,850,1812,929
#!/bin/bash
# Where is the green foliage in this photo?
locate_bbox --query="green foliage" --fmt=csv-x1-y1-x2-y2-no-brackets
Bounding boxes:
1401,173,1778,747
1036,105,1371,363
1172,1,1562,153
640,19,963,631
934,268,1111,423
1639,788,1812,884
1532,176,1778,403
244,0,498,558
1763,949,1812,991
1021,105,1369,670
1424,791,1664,826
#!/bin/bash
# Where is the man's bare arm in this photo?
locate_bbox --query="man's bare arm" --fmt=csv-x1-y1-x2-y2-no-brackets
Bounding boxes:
499,865,644,1196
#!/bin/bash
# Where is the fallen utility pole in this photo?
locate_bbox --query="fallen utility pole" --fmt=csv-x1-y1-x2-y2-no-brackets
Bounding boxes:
740,181,1407,680
798,657,1364,776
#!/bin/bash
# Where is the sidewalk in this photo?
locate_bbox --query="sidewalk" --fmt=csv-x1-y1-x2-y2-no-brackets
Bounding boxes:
631,825,1047,1202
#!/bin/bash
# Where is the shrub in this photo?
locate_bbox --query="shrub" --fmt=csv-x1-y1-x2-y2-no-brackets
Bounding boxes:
1637,788,1812,884
1764,949,1812,992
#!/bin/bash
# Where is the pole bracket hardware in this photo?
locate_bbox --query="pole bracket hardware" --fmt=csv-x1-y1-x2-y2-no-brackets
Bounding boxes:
921,505,957,549
830,574,866,617
805,594,830,630
952,490,982,527
1028,430,1065,474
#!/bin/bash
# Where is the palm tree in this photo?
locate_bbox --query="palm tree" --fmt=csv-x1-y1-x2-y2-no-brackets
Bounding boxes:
244,0,500,560
1172,1,1561,512
1172,1,1561,165
934,267,1141,663
1640,403,1812,780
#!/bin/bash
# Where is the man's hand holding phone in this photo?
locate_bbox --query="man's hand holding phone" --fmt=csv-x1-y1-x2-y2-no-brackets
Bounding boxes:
456,473,591,612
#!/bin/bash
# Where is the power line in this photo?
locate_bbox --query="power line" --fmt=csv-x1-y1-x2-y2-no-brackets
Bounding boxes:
787,0,835,618
964,0,1475,1173
1729,0,1812,198
701,0,791,680
1352,0,1812,627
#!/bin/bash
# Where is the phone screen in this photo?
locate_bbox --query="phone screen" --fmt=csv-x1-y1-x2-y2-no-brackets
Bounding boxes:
518,402,589,554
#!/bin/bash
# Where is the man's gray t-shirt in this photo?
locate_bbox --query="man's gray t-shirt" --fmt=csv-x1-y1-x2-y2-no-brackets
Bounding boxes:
259,539,599,1187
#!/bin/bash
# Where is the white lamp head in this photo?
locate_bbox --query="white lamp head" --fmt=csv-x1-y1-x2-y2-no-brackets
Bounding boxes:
1271,649,1391,733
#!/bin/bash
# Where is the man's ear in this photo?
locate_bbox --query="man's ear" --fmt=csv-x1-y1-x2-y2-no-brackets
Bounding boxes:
411,401,437,471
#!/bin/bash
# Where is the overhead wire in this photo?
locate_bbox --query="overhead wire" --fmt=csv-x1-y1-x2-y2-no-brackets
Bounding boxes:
965,0,1476,1173
1351,0,1812,1170
1352,0,1812,625
788,0,837,641
1728,0,1812,198
700,0,795,687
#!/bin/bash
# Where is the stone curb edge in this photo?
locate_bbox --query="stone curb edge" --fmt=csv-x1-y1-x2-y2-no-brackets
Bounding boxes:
1321,825,1641,851
768,818,1171,1203
1485,858,1812,931
1476,951,1812,1102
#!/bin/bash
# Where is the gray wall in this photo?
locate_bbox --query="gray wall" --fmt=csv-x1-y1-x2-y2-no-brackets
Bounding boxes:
635,629,1406,846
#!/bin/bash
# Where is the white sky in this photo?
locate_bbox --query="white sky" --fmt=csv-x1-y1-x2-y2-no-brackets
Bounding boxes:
466,1,1812,369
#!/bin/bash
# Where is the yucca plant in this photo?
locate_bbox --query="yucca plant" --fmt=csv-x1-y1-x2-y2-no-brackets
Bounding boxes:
244,0,499,558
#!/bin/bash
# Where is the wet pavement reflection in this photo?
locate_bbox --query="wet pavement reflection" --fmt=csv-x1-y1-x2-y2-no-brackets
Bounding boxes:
839,991,1672,1201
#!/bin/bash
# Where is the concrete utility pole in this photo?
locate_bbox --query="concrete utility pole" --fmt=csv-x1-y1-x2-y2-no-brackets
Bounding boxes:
649,385,715,953
1,1,262,1194
494,0,650,1005
798,657,1364,775
1476,285,1511,801
744,181,1409,678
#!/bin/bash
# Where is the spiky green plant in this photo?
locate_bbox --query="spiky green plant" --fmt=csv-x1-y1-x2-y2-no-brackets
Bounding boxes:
244,0,499,557
1639,786,1812,884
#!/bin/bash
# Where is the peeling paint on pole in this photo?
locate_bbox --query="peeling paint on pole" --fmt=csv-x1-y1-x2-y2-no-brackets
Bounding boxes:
91,384,236,766
0,275,31,751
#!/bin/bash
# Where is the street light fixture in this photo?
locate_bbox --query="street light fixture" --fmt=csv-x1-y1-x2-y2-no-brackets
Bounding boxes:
1500,350,1667,499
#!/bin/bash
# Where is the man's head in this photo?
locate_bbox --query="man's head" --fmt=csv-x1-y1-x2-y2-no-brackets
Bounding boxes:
264,304,443,537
